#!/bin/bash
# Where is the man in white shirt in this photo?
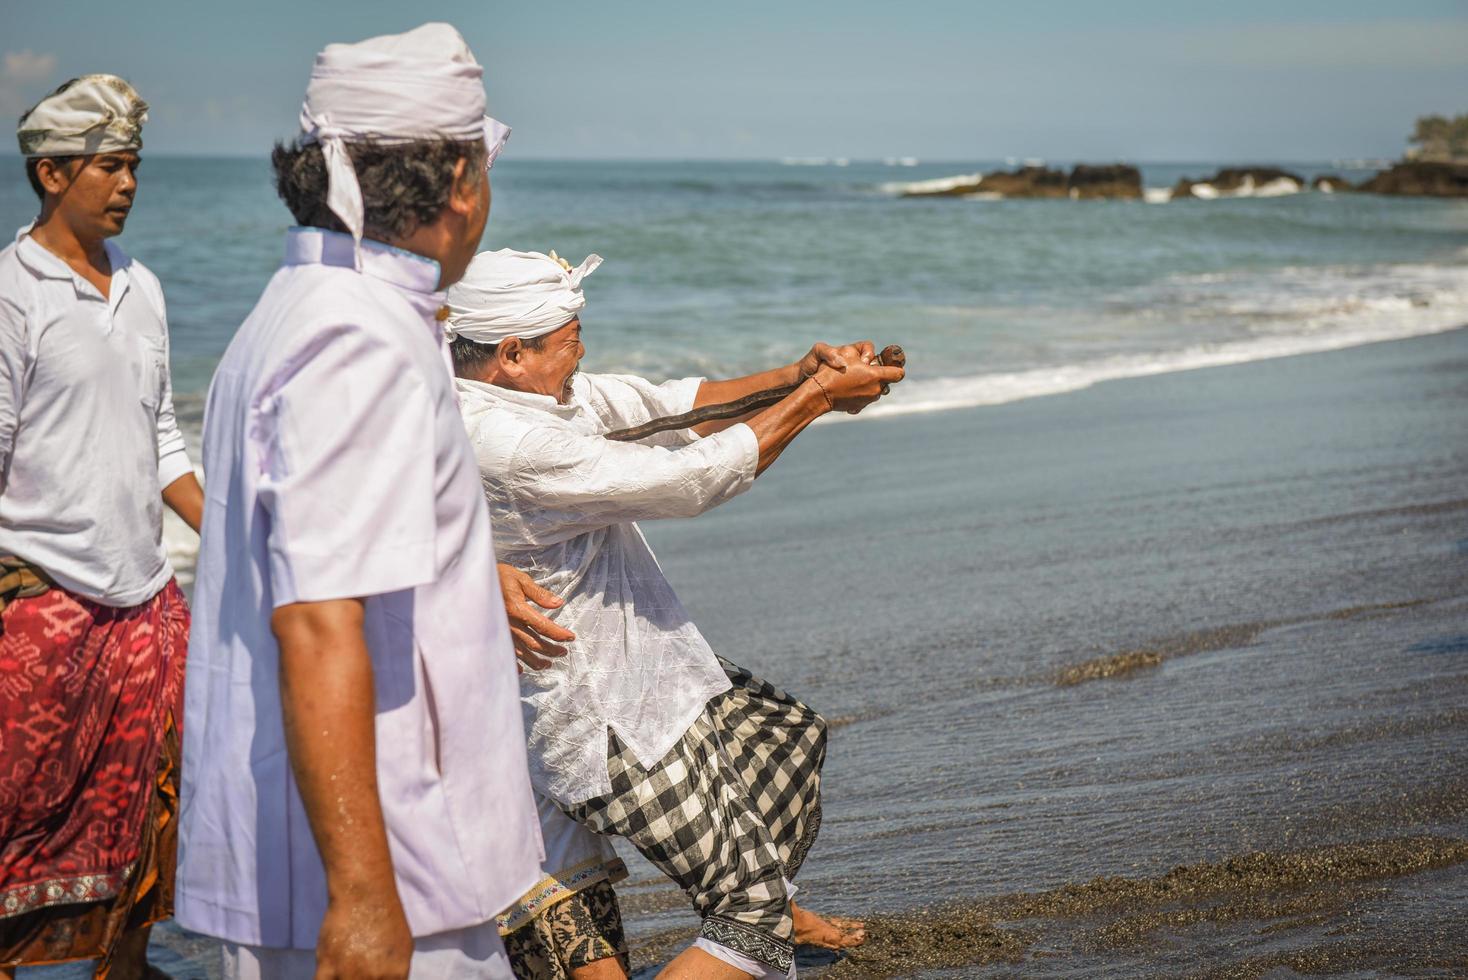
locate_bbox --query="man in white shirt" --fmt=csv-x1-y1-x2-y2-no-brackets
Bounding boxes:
178,25,542,980
447,248,902,979
0,75,203,979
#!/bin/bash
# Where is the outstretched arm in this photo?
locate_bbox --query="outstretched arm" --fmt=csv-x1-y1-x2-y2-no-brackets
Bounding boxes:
744,354,901,475
690,341,877,435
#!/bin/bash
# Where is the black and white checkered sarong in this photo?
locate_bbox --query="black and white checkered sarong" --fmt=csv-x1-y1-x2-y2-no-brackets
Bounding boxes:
558,659,827,973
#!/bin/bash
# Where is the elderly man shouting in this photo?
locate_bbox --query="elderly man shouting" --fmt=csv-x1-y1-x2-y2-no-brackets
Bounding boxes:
448,248,902,979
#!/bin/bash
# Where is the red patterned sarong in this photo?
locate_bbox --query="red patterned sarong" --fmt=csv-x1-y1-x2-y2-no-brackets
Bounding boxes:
0,581,188,939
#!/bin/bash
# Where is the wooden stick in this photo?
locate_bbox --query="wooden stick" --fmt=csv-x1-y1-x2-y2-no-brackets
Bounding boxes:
604,345,905,442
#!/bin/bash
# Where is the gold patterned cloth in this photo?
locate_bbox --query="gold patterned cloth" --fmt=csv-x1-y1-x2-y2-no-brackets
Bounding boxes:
502,879,628,980
16,75,147,158
0,556,51,613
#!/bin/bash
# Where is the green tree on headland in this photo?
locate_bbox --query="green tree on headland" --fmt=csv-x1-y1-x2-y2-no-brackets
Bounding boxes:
1408,114,1468,162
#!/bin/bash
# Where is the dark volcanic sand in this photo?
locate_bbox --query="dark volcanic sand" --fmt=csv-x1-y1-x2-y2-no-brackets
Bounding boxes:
620,327,1468,977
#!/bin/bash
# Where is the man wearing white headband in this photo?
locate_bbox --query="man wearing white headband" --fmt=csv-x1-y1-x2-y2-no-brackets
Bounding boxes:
179,24,540,980
1,75,203,978
449,248,903,979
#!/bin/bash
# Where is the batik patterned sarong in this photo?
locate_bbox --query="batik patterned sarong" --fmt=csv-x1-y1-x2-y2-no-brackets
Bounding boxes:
0,579,188,968
502,878,628,980
558,660,827,974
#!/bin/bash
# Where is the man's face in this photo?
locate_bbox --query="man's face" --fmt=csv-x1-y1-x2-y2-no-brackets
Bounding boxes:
43,152,140,239
517,318,585,404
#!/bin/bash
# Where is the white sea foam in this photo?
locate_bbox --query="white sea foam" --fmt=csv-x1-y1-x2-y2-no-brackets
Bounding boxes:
1176,175,1303,200
1143,187,1173,204
1251,176,1303,197
854,262,1468,422
879,172,983,195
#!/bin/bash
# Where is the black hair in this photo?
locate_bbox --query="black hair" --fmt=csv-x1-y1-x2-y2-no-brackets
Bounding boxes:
449,334,545,378
271,136,485,240
24,155,80,201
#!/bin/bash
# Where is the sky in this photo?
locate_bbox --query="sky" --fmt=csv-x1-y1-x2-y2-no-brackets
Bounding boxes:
2,0,1465,161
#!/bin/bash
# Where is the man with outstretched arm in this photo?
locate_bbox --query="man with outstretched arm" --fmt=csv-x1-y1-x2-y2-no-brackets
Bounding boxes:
177,25,542,980
447,248,902,979
0,76,203,980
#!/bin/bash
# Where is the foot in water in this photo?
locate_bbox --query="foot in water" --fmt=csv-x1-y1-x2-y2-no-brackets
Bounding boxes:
791,901,866,950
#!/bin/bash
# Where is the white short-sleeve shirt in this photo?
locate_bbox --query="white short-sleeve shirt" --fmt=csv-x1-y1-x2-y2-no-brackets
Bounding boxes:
0,225,192,605
178,228,542,948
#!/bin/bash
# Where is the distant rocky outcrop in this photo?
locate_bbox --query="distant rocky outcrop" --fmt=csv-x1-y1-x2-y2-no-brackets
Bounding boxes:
1312,174,1352,192
1172,167,1305,199
900,163,1141,200
1068,164,1143,199
977,166,1068,198
1356,160,1468,198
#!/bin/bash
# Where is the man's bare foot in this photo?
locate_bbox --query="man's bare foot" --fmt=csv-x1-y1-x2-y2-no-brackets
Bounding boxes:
791,901,866,950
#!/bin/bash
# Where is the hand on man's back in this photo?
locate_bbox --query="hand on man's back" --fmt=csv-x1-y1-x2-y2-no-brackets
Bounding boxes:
498,562,576,672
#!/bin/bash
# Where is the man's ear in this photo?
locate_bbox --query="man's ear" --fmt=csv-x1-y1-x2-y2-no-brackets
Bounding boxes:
35,157,79,197
497,337,524,370
446,156,482,217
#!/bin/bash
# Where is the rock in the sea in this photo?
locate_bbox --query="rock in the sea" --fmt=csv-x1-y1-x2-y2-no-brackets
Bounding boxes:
1067,164,1142,199
1172,167,1306,199
1312,174,1353,192
899,163,1140,200
978,165,1069,198
1356,161,1468,198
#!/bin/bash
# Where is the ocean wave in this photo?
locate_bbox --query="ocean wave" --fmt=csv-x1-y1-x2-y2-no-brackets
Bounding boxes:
856,262,1468,420
878,172,984,196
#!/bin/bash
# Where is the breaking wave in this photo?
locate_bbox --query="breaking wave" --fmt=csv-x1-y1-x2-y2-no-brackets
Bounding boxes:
858,261,1468,420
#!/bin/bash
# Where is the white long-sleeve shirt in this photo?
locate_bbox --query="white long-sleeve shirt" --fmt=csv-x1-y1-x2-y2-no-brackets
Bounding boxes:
458,373,759,804
0,225,191,606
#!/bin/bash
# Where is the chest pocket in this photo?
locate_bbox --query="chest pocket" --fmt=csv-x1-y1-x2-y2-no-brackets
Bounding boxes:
132,335,166,414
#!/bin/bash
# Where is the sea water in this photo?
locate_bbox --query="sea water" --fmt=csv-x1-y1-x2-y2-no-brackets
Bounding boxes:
2,158,1464,412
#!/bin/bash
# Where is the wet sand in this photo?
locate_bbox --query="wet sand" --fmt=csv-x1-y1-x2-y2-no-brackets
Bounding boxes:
626,835,1468,977
625,326,1468,976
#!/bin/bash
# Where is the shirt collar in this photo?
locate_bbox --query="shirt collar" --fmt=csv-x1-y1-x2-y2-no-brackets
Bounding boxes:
456,375,586,420
12,222,132,305
284,227,445,317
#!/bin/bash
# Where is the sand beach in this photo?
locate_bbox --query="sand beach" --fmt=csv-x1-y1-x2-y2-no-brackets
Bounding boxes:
614,325,1468,976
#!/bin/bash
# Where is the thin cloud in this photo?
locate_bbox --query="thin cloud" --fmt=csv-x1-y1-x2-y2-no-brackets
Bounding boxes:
1,49,59,119
5,50,58,83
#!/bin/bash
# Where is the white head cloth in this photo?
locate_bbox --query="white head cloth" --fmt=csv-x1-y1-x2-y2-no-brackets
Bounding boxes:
17,75,148,158
298,22,509,259
445,249,603,344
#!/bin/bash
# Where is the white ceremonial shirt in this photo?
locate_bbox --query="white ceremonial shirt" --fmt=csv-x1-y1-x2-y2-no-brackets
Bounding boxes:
179,228,542,949
0,225,192,606
457,373,759,805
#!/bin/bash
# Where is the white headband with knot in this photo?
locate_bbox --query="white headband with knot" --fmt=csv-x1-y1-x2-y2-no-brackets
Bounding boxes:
299,22,509,263
445,249,603,344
